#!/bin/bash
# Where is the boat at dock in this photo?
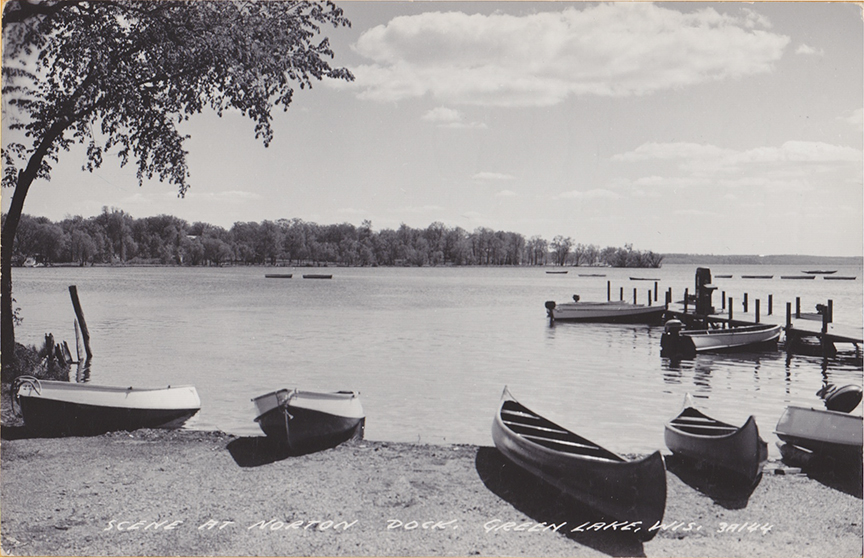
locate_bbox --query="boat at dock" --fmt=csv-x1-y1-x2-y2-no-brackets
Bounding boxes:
252,389,365,451
491,387,666,540
12,376,201,436
661,320,781,355
774,406,862,462
665,394,767,484
780,275,815,280
302,274,332,279
545,299,666,324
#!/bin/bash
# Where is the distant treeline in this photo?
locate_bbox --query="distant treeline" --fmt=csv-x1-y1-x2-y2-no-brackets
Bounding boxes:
3,208,664,268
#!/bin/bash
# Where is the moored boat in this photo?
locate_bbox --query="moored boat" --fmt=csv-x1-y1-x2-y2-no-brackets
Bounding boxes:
491,387,666,540
780,275,815,280
774,406,862,462
302,274,332,279
253,389,365,451
714,274,732,278
12,376,201,436
803,270,837,275
741,275,773,279
661,320,781,355
545,299,666,324
665,394,767,484
824,276,856,280
546,270,568,274
264,273,293,278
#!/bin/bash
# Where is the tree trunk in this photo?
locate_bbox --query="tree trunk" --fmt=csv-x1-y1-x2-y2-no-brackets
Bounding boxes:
1,118,70,372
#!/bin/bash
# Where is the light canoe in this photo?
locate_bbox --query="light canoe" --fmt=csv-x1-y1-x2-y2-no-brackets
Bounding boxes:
253,389,365,451
12,376,200,436
491,387,666,540
664,394,767,483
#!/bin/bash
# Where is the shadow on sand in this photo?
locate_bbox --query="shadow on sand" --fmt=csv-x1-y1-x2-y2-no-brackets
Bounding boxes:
474,446,648,557
778,443,863,499
663,453,761,510
226,435,354,467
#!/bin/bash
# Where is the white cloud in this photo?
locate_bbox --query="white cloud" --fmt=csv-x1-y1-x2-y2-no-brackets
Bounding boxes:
473,171,515,181
421,107,462,123
795,44,824,56
841,108,864,131
348,4,790,106
495,189,517,197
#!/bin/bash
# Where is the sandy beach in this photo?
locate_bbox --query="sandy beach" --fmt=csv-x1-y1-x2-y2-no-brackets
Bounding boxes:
1,425,861,558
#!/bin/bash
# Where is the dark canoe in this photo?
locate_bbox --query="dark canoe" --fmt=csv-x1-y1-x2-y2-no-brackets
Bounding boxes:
775,406,863,462
491,387,666,540
664,394,767,483
253,389,365,452
302,274,333,279
13,376,200,436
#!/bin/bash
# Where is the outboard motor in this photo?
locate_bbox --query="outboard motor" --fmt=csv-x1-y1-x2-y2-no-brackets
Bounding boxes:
818,384,863,413
545,300,556,319
660,319,695,358
694,267,716,316
572,294,580,303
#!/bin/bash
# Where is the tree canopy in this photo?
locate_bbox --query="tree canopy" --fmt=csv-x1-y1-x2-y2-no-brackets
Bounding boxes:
1,0,354,369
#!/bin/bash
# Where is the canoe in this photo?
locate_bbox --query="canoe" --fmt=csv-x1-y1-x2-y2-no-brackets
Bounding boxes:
775,406,863,462
302,274,332,279
491,387,666,539
665,394,767,483
264,273,293,279
803,270,837,274
780,275,815,280
12,376,200,436
252,389,364,451
545,300,667,324
741,275,773,279
661,321,781,355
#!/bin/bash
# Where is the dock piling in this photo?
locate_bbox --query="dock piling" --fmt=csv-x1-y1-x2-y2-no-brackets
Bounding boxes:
755,299,760,323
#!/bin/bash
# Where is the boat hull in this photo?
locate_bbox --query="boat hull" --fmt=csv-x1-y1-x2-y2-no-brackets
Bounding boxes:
253,389,365,451
665,396,767,483
491,389,666,540
775,406,863,461
548,302,667,324
13,378,200,436
665,324,781,353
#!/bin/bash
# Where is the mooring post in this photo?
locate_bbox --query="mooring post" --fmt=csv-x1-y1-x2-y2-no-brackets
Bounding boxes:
654,281,658,302
828,299,834,323
68,285,93,360
743,293,748,313
786,302,792,329
633,288,637,305
722,291,726,310
755,299,760,323
619,287,623,301
796,297,801,319
684,288,689,313
728,297,733,321
607,281,611,302
647,289,652,306
768,294,773,316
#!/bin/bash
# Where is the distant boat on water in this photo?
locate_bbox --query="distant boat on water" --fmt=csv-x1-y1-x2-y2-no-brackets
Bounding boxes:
303,274,333,279
578,273,606,277
714,274,732,278
824,276,857,281
781,275,815,280
264,274,293,279
803,270,837,275
545,270,568,274
741,275,773,279
630,277,660,281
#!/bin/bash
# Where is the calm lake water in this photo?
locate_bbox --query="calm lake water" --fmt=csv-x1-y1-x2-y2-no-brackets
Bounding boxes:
10,263,863,458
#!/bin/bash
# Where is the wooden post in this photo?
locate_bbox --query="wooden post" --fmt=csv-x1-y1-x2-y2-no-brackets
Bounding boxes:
721,291,726,310
607,281,611,302
828,299,833,323
684,288,689,313
74,320,83,362
69,286,93,360
743,293,748,313
768,294,773,316
633,288,637,305
647,289,652,306
728,297,733,321
654,281,658,302
620,287,623,301
796,297,801,319
755,299,760,323
786,302,792,329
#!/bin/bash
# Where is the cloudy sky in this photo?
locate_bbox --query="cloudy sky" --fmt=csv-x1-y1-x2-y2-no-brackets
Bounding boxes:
3,2,863,256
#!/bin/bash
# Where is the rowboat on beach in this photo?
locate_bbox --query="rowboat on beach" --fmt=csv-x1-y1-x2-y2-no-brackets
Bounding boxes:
775,406,862,462
665,394,767,484
252,389,365,451
491,387,666,539
12,376,201,436
545,299,667,324
660,320,781,356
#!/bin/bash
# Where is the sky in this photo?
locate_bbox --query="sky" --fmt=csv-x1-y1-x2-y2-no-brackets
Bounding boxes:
2,2,863,256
